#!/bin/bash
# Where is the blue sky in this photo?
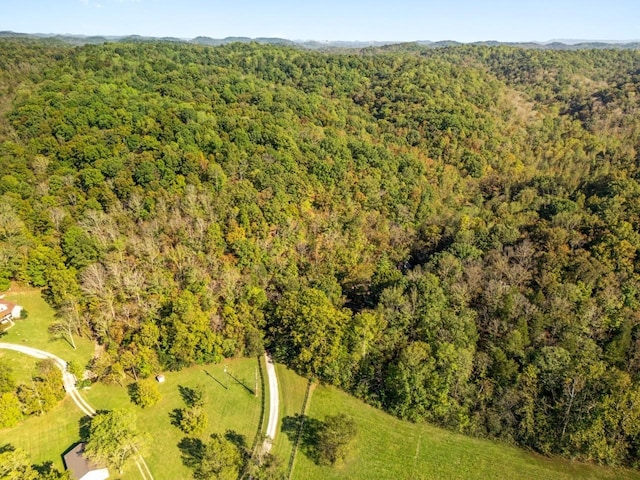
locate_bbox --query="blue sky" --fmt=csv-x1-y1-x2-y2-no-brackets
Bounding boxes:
1,0,638,42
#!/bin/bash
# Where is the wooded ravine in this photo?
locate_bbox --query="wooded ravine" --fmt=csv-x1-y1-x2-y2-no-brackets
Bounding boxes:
2,38,640,468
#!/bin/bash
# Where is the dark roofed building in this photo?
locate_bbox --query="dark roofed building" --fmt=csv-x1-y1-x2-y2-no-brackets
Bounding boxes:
63,443,109,480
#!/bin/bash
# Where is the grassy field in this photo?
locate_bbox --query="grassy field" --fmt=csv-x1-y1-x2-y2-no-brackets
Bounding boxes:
0,349,84,470
290,384,640,480
1,284,95,366
1,285,264,479
0,388,84,470
83,357,262,480
0,286,92,472
0,347,40,380
5,284,638,480
271,363,311,463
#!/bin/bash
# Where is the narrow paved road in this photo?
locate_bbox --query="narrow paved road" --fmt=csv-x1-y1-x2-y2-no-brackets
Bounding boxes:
263,352,279,452
0,343,96,416
0,342,154,480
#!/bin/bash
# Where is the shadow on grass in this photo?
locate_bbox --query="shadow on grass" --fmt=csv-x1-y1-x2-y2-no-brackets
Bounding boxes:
177,437,205,470
78,415,92,442
0,443,14,454
169,408,183,429
33,461,62,477
126,382,137,405
226,371,255,395
281,414,324,464
178,385,207,407
203,370,227,390
224,429,248,454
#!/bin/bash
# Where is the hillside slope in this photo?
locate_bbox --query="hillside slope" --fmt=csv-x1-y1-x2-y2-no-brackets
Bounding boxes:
1,39,640,469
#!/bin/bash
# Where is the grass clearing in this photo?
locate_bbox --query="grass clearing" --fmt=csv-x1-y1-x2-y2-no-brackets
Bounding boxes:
0,394,84,470
271,363,309,463
5,284,635,479
290,384,640,480
0,348,41,380
83,357,262,480
0,286,92,472
1,285,264,479
1,284,94,367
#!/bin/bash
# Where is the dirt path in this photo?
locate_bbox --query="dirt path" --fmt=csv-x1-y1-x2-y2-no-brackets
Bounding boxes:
0,342,154,480
263,352,279,452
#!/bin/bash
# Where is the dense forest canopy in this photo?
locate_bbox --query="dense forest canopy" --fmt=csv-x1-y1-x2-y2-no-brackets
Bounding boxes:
1,39,640,467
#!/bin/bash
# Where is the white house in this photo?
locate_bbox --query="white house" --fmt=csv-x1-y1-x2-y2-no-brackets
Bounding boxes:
63,443,110,480
0,300,21,329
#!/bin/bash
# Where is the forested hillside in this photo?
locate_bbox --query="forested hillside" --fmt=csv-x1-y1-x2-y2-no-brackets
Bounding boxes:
1,39,640,467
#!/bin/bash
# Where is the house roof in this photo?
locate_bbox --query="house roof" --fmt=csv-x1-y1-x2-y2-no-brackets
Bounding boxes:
0,301,16,319
63,443,109,480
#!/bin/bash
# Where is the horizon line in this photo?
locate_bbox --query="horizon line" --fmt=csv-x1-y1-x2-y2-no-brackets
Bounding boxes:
2,30,640,45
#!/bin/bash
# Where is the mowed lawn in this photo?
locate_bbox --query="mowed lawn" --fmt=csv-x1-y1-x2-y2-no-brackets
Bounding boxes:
83,357,263,480
0,347,40,380
291,384,640,480
0,396,84,470
0,286,93,472
272,363,310,462
1,284,95,367
0,349,85,471
1,285,264,479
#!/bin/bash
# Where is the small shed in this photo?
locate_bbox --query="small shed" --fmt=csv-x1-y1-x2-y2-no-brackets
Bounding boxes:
156,374,165,383
63,443,109,480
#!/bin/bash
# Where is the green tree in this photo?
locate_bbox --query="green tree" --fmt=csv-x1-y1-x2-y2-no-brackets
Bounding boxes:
0,361,15,394
65,360,84,381
129,379,161,408
193,433,242,480
0,445,38,480
315,414,357,466
161,291,222,368
16,360,65,416
178,406,208,436
85,409,146,474
61,226,100,270
272,288,352,383
0,393,22,428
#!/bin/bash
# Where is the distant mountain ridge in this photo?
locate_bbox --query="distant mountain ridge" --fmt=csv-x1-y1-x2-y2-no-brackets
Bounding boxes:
1,31,639,50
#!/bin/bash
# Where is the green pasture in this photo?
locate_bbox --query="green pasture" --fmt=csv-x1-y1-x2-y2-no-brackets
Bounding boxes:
290,384,640,480
2,285,94,366
0,395,83,471
1,286,263,479
271,363,310,462
83,357,262,480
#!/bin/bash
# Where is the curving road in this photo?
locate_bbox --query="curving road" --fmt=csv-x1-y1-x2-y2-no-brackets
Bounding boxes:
0,342,96,417
263,352,280,452
0,342,153,480
1,343,282,476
